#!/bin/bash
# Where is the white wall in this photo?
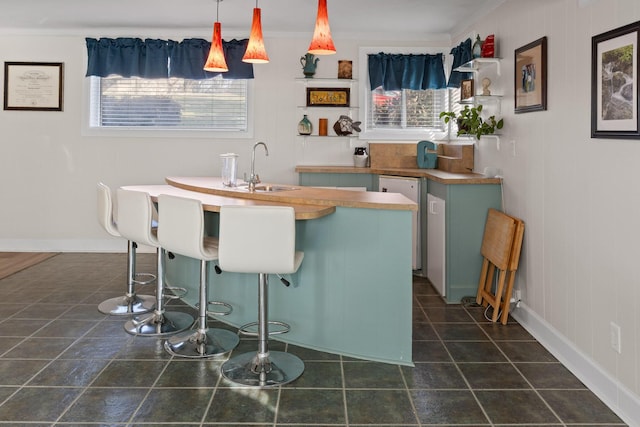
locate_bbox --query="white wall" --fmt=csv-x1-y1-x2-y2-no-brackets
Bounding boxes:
1,1,640,423
0,33,444,252
453,0,640,424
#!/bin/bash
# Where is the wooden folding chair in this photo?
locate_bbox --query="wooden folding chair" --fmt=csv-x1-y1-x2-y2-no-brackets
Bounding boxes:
476,208,525,325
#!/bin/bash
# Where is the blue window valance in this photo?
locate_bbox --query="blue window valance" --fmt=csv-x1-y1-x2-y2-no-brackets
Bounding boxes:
447,38,473,88
85,37,254,80
169,38,254,79
368,52,446,91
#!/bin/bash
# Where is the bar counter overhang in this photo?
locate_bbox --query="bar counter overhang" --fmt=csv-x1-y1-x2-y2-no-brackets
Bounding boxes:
124,177,416,366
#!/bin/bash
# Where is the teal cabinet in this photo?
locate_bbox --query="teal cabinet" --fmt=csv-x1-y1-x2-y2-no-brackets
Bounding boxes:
427,180,502,302
298,170,502,303
298,172,377,191
165,206,414,366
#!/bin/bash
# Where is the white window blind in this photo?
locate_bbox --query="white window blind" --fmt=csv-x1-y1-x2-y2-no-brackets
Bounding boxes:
367,86,447,131
88,76,248,131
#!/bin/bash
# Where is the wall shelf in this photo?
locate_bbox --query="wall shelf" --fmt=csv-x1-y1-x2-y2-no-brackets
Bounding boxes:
457,134,501,145
296,78,360,140
295,78,357,85
454,58,501,76
297,106,359,110
297,135,358,140
459,95,502,105
456,58,502,114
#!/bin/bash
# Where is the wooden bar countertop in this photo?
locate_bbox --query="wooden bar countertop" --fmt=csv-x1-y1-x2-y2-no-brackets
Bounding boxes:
294,165,502,185
166,176,417,211
121,184,335,220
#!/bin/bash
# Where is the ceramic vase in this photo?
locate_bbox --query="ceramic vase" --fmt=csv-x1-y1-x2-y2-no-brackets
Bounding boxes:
472,35,483,58
298,115,312,135
300,53,319,78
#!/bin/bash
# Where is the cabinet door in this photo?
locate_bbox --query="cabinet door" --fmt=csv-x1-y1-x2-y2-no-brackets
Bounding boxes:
427,194,446,296
298,173,375,191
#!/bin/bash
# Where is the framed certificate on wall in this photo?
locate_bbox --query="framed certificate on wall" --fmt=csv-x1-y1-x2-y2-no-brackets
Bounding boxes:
3,62,64,111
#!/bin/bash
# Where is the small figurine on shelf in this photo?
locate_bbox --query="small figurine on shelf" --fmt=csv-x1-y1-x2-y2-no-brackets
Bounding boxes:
298,115,312,135
333,115,361,136
472,35,483,58
481,77,492,96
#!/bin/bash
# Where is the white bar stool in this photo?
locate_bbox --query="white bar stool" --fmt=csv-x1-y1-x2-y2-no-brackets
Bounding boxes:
157,194,239,358
219,205,305,387
116,189,195,336
96,182,155,316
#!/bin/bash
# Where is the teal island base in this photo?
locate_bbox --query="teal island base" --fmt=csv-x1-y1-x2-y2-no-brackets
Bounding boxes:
164,206,414,366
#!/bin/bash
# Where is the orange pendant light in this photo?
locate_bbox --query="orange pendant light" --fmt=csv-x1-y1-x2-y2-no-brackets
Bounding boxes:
204,0,228,72
243,3,269,63
307,0,336,55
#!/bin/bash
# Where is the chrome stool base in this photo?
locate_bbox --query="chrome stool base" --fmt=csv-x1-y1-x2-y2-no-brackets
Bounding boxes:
164,328,239,358
221,350,304,387
123,311,194,337
97,293,155,316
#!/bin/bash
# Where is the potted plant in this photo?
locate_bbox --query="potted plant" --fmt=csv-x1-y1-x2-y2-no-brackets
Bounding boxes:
439,104,503,140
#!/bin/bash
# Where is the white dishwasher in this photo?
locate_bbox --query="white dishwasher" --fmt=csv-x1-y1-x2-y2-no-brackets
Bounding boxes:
378,175,421,270
427,193,446,296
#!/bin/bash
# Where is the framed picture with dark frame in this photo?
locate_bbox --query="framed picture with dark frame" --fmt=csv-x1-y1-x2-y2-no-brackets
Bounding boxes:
460,79,474,100
591,20,640,139
306,87,350,107
3,62,64,111
515,37,547,113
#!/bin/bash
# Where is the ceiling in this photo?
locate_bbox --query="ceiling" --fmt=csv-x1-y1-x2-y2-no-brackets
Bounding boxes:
1,0,505,40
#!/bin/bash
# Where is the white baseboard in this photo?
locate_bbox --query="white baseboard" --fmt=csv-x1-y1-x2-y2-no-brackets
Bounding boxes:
0,239,156,253
512,303,640,427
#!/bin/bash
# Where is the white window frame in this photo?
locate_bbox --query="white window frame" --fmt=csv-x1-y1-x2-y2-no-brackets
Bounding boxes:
82,76,255,139
358,46,452,141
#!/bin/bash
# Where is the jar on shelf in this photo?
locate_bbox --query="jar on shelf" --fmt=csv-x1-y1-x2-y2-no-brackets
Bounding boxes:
353,147,369,168
298,115,312,135
318,118,328,136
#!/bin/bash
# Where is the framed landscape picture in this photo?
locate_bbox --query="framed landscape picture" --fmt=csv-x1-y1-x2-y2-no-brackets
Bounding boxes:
514,37,547,113
591,20,640,139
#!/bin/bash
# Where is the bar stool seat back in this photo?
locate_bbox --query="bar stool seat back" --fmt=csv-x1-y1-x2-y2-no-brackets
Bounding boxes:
96,182,155,316
158,195,217,262
157,194,239,358
116,189,194,336
219,205,305,387
218,206,303,274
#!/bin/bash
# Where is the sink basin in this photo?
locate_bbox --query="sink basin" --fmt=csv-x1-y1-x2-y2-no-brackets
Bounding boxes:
234,184,298,192
253,185,298,192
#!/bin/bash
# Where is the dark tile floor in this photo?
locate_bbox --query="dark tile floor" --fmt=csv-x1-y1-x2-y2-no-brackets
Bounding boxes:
0,253,626,426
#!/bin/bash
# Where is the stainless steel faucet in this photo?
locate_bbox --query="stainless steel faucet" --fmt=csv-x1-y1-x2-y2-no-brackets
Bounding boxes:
248,141,269,192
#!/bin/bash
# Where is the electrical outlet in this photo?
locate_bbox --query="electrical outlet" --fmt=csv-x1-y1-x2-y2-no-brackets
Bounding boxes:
610,322,622,354
514,290,522,301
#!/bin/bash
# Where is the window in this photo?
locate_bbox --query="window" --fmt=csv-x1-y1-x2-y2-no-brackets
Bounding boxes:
359,47,451,140
367,86,447,131
87,75,250,134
